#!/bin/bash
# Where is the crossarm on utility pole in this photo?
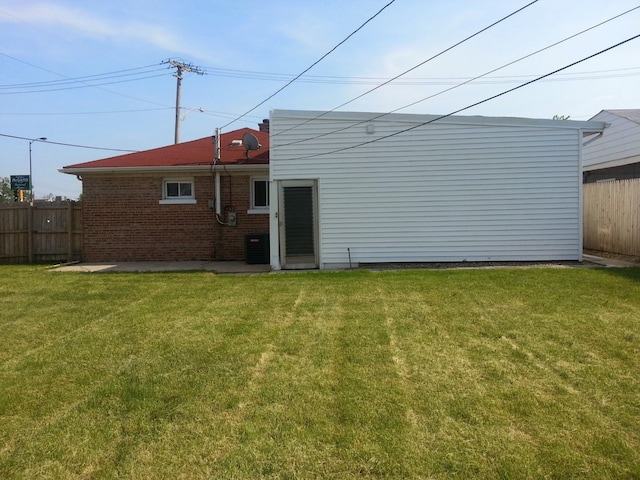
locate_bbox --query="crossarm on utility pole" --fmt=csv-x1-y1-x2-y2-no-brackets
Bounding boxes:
162,59,206,144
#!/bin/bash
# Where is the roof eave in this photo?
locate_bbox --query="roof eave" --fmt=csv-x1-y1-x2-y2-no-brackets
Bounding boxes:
583,154,640,172
271,109,609,130
59,164,269,175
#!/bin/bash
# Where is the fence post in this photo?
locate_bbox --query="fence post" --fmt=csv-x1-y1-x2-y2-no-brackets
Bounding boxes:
67,201,73,261
28,204,34,264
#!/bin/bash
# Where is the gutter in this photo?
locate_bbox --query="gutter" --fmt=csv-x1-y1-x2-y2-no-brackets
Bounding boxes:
58,164,268,175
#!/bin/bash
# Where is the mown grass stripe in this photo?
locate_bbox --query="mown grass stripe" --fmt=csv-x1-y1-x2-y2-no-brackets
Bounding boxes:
0,266,639,478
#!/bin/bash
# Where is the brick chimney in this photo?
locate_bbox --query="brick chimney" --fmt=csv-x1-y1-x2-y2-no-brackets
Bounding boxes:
258,119,270,133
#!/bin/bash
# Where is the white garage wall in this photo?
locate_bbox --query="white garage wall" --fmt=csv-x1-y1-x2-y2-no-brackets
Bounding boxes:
270,110,605,268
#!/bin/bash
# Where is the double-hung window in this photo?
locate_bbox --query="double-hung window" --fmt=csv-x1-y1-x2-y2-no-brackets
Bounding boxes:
159,179,196,204
249,178,269,213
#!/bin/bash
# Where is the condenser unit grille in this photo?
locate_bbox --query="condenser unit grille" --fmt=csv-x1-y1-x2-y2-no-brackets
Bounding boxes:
245,233,270,264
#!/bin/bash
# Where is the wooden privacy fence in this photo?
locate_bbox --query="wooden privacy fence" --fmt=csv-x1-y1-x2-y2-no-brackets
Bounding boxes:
0,201,82,264
583,178,640,257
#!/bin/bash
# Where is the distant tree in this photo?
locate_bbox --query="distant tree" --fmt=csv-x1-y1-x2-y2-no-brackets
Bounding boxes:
553,114,571,120
0,177,14,204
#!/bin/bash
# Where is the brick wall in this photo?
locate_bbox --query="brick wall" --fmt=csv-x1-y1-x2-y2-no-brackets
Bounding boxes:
82,173,269,262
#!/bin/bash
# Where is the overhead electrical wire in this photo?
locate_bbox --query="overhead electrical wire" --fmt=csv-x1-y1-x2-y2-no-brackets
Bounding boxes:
198,109,264,122
0,53,173,108
220,0,397,130
272,0,540,138
0,57,170,95
222,0,539,131
3,108,174,116
0,64,167,89
274,4,640,147
1,108,264,123
2,4,636,140
200,64,640,85
3,2,636,123
0,73,169,94
285,33,640,163
0,133,138,152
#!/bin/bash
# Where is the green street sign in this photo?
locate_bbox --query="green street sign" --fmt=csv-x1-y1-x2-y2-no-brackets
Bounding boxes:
10,175,31,190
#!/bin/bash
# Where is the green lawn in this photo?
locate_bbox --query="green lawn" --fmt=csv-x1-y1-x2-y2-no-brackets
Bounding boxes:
1,265,639,479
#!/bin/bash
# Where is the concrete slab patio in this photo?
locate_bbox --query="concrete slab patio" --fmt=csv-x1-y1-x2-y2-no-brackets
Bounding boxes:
51,261,272,274
582,254,639,268
49,254,639,274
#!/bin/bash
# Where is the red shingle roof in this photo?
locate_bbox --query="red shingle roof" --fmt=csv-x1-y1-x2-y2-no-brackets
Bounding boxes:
63,128,269,169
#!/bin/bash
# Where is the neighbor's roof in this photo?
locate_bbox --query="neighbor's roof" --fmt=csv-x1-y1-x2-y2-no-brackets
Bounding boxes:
600,109,640,124
61,128,268,172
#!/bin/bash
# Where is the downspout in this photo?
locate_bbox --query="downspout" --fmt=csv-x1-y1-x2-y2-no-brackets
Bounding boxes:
213,128,231,226
582,123,609,147
579,125,608,263
582,131,603,147
214,127,221,219
215,170,222,218
215,172,229,225
578,123,611,262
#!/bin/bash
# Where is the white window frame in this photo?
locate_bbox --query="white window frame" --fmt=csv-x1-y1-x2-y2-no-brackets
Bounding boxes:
159,178,197,205
248,177,269,214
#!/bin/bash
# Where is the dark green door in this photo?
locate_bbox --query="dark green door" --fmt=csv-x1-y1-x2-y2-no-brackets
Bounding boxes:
280,181,317,269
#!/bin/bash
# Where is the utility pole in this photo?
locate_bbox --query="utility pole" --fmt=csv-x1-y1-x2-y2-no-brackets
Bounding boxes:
163,59,205,144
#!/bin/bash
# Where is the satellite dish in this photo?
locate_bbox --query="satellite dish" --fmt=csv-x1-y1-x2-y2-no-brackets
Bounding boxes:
243,133,261,150
242,133,261,158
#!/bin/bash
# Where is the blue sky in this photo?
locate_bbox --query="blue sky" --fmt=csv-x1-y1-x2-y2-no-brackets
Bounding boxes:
1,0,639,199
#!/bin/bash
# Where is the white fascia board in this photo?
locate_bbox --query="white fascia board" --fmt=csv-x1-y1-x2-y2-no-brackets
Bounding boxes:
271,109,607,131
58,164,268,176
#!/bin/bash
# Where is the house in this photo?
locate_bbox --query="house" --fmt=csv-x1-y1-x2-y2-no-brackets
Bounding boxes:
268,109,606,270
583,109,640,183
60,126,270,262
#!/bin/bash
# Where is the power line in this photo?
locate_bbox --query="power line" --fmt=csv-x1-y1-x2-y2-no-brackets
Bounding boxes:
0,133,138,152
2,108,173,116
272,0,540,138
0,73,169,95
275,4,640,147
220,0,397,130
0,53,172,108
386,5,640,111
284,33,640,162
200,64,640,85
0,64,166,89
1,107,264,123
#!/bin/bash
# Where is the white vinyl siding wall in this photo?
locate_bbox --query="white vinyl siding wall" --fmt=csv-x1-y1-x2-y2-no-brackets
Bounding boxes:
270,110,601,267
583,111,640,169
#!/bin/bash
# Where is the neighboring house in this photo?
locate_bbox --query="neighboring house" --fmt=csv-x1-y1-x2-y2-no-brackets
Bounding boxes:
268,109,606,270
583,109,640,183
60,126,270,262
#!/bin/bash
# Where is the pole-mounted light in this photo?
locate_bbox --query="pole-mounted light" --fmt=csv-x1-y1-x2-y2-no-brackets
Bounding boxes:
29,137,47,204
180,107,204,121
